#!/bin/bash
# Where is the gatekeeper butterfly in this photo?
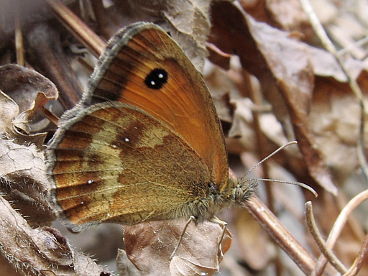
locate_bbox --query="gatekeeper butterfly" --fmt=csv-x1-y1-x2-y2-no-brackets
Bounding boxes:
46,22,254,227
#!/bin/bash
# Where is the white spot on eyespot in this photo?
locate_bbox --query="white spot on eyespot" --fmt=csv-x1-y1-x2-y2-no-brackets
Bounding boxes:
158,73,164,78
80,201,84,205
124,137,130,142
111,144,117,148
150,80,156,86
87,179,94,184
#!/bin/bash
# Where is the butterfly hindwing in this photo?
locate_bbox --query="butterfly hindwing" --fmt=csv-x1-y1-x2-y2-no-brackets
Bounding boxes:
48,103,213,224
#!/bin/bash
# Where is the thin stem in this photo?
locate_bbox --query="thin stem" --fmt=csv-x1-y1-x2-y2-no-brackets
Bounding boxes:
312,189,368,275
243,196,316,274
14,8,24,66
305,202,347,274
343,235,368,276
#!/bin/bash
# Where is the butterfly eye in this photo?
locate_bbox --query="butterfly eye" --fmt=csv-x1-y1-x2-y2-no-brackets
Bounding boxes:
144,68,168,89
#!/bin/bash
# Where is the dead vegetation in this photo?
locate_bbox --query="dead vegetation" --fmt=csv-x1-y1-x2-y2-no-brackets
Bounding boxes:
0,0,367,275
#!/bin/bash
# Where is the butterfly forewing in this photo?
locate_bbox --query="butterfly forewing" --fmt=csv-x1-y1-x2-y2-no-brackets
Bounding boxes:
85,23,228,190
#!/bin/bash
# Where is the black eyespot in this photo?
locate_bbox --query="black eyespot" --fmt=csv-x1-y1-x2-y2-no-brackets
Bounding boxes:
144,68,168,89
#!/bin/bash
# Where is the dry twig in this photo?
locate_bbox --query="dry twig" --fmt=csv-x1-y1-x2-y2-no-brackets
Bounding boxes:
244,196,316,274
46,0,105,56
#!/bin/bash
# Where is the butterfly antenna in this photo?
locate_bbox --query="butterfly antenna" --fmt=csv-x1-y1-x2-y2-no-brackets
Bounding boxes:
246,141,298,175
244,140,318,198
255,178,318,198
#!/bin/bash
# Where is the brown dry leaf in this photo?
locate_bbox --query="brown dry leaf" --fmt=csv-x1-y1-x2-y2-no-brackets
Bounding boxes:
112,0,211,71
160,0,211,70
0,139,55,225
310,78,362,183
240,0,314,41
122,219,231,275
0,90,19,136
210,1,337,194
0,64,58,145
116,249,141,276
227,98,257,152
0,255,22,276
303,42,368,183
0,194,108,275
0,64,58,117
265,0,311,33
204,65,237,124
206,43,231,71
231,208,273,270
26,23,80,110
307,47,347,81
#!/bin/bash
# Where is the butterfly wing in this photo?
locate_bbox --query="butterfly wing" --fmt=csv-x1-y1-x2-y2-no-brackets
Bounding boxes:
48,103,214,225
84,23,228,189
47,23,230,225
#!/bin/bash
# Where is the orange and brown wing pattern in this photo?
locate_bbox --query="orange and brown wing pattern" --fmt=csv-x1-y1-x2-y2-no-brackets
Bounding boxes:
84,23,228,190
47,103,212,225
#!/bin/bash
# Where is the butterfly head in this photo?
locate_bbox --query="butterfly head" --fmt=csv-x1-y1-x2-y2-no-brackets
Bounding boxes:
226,177,257,204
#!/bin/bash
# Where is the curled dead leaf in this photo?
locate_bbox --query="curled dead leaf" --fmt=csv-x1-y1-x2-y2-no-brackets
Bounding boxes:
0,90,19,136
0,64,58,145
0,139,55,225
122,219,231,275
0,195,108,275
0,64,58,120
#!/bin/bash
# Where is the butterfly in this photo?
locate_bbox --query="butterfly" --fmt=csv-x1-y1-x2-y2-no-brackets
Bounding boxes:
46,22,254,227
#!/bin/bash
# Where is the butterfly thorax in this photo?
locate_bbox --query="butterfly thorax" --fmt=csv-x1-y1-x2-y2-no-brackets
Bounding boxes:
166,181,226,222
170,178,256,222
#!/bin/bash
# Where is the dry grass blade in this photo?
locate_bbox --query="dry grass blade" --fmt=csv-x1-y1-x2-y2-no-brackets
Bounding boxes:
46,0,105,56
14,10,24,66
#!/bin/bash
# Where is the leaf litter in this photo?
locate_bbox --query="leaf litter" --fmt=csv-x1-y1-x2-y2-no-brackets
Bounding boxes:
0,0,368,275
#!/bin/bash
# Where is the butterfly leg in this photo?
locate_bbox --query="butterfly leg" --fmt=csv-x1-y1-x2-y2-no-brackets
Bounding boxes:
170,216,196,260
210,216,228,253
